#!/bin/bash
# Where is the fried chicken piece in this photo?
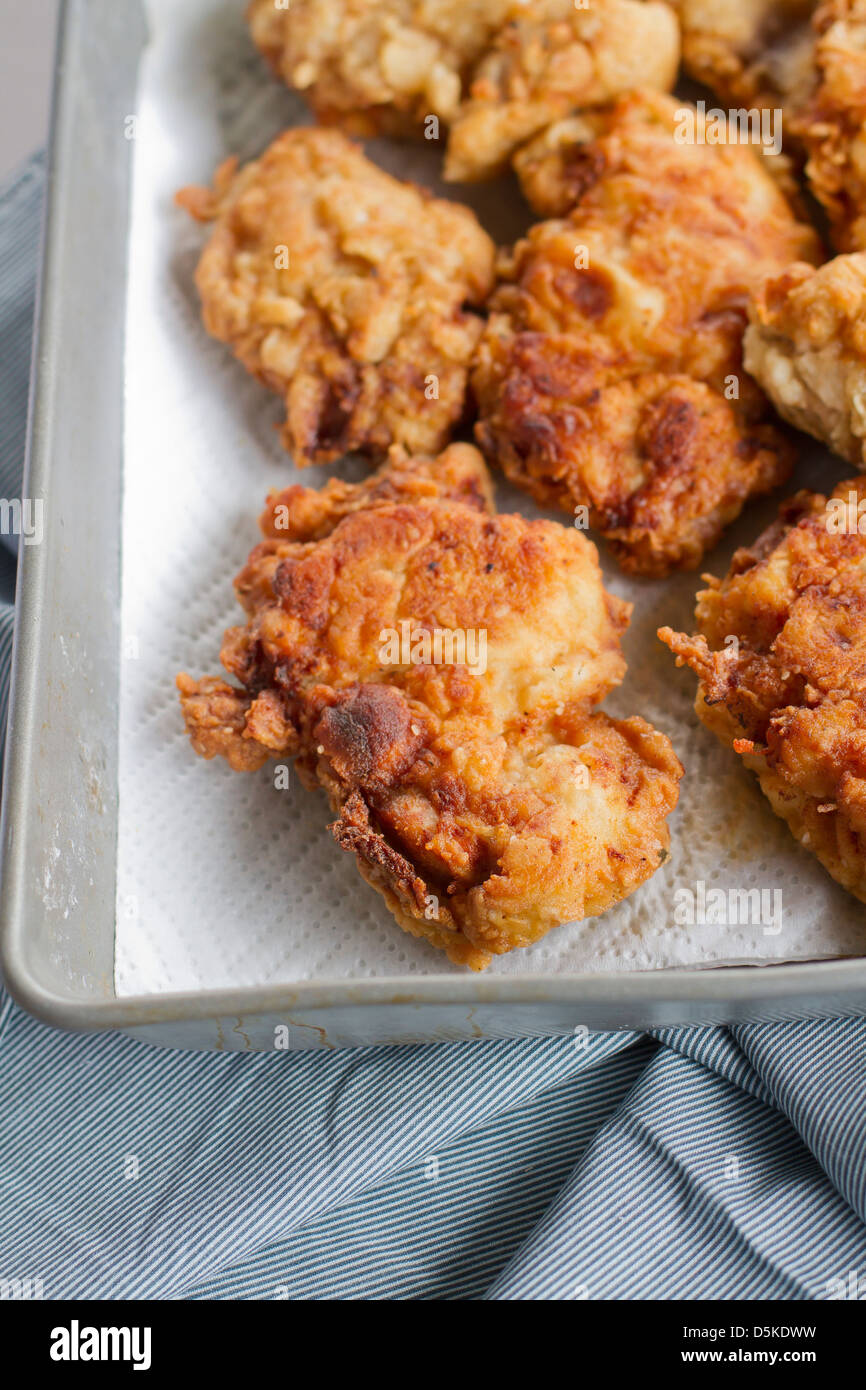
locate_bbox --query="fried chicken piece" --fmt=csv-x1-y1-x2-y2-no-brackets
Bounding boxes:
474,92,822,578
176,128,495,467
670,0,819,202
793,1,866,250
660,477,866,902
442,0,680,181
673,0,819,111
178,445,682,970
676,1,866,253
744,253,866,468
510,110,618,219
246,0,678,176
246,0,511,135
258,441,496,541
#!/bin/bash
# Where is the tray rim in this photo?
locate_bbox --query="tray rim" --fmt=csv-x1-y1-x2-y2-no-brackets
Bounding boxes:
3,0,866,1040
5,953,866,1033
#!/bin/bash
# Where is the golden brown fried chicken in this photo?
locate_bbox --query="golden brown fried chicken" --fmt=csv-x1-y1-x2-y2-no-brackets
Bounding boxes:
258,440,496,541
660,477,866,903
442,0,680,181
176,128,495,467
673,0,819,111
671,0,819,202
745,252,866,467
247,0,678,177
178,445,682,970
510,110,617,219
246,0,511,135
675,1,866,252
793,0,866,250
473,92,822,578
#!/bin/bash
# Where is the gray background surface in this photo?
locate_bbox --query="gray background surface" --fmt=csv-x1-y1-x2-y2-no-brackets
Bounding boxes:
0,0,60,180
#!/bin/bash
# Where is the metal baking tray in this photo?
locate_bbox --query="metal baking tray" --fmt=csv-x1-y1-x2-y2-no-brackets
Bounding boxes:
3,0,866,1051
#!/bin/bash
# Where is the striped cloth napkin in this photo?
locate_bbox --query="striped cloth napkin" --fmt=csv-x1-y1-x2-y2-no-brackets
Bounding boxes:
1,155,866,1302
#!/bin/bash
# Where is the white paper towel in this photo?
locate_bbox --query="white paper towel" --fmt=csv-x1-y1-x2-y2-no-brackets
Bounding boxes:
115,0,866,993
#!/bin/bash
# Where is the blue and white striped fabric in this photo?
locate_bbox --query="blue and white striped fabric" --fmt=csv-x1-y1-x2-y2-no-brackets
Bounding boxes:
1,156,866,1302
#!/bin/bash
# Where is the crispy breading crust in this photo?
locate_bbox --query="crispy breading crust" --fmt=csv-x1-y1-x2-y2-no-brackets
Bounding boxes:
442,0,680,181
674,0,819,111
666,1,819,204
247,0,679,179
178,446,682,970
258,442,496,542
473,92,822,578
511,110,616,220
176,128,495,467
675,1,866,252
745,252,866,468
247,0,510,135
659,477,866,903
793,0,866,250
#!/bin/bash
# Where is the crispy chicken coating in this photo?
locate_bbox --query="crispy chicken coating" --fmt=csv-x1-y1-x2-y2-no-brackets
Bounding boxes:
246,0,511,135
744,252,866,468
474,92,822,578
511,110,619,220
178,445,682,970
257,439,496,541
176,128,495,467
673,0,819,111
660,477,866,903
443,0,680,181
247,0,679,179
670,0,819,202
675,2,866,252
793,1,866,251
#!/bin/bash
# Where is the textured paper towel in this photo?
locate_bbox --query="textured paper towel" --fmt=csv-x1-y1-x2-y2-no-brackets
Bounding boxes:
116,0,866,993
